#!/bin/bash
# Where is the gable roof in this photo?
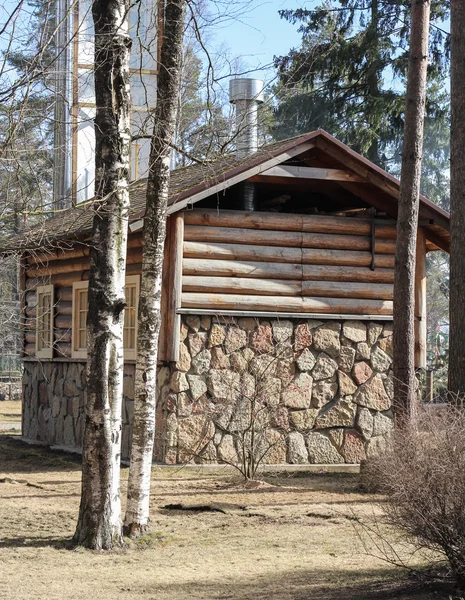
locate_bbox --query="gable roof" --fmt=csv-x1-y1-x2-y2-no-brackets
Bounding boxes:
13,130,450,253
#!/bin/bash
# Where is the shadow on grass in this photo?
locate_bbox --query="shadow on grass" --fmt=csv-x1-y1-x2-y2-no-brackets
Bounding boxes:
0,435,82,474
139,565,457,600
0,535,73,550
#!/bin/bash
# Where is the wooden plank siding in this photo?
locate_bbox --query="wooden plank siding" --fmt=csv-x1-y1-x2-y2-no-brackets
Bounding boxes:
181,209,396,316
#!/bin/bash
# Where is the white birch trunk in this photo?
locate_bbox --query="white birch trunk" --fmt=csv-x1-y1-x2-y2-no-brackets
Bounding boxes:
73,0,131,549
124,0,187,536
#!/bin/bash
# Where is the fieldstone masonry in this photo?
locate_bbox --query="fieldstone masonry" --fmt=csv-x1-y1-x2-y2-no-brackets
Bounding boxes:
158,316,394,465
22,316,394,464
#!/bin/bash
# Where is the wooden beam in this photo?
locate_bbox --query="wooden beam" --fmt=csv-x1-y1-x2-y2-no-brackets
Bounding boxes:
302,281,393,300
184,225,396,253
182,276,302,296
257,165,365,182
162,213,184,362
183,209,397,238
177,307,393,321
184,241,395,268
414,227,427,369
181,292,393,315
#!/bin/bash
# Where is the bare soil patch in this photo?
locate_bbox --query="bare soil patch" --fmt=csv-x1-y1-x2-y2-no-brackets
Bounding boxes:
0,399,21,432
0,436,457,600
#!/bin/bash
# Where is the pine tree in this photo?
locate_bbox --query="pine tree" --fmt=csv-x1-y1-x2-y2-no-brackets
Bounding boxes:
273,0,448,168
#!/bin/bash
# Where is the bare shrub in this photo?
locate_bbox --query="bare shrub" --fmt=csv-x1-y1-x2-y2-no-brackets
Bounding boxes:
364,403,465,588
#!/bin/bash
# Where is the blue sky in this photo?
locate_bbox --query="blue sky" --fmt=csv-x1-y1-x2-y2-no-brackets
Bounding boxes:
206,1,309,81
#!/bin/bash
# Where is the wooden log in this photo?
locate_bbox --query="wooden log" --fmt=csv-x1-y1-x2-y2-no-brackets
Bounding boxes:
54,329,72,343
55,342,72,358
25,307,37,318
24,318,35,330
302,265,394,283
25,291,37,307
184,241,395,268
25,271,90,290
56,287,72,302
181,293,393,315
184,209,397,238
56,301,72,316
301,281,393,300
25,333,36,344
184,225,396,253
55,314,72,329
24,343,35,356
182,276,302,296
125,263,142,275
183,258,302,280
415,227,427,368
26,246,89,265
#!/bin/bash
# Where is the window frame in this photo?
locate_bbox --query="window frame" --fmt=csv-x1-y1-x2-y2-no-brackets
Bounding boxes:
35,284,54,359
123,275,140,360
71,276,140,360
71,281,89,359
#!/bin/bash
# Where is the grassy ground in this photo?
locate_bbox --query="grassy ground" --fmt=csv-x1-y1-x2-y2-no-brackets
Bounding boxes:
0,399,21,433
0,435,457,600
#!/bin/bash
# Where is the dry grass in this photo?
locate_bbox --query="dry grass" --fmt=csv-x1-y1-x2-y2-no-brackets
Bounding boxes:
0,436,458,600
0,399,21,433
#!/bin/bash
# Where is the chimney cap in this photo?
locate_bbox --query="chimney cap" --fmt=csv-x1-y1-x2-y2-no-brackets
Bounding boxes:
229,78,264,104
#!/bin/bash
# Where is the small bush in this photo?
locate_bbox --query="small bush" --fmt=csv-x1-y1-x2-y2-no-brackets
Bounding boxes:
364,404,465,588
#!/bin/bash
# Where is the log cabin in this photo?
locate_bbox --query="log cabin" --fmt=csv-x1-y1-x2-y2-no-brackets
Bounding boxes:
16,127,450,464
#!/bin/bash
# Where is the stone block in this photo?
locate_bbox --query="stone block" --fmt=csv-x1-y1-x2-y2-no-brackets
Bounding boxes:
311,380,338,408
185,315,200,332
218,434,238,463
63,415,75,447
289,408,318,431
276,359,295,386
353,361,373,385
315,398,357,429
188,332,208,357
175,342,191,372
270,405,290,431
200,315,211,331
250,323,274,354
338,346,356,373
306,432,343,464
282,372,313,409
250,354,277,379
238,317,258,331
367,323,383,346
178,415,215,463
262,429,287,464
211,347,231,370
312,353,338,381
294,323,312,352
256,377,281,407
378,336,393,357
296,348,316,372
208,370,240,400
272,320,293,343
354,374,391,411
356,342,371,361
372,411,394,437
341,430,366,463
208,324,226,348
187,374,208,401
287,431,308,463
338,371,357,396
356,407,374,440
313,323,341,358
191,348,211,375
342,320,367,343
170,372,189,393
370,347,392,372
224,327,247,354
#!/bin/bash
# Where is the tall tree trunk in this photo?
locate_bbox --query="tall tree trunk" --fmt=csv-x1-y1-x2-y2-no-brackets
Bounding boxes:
367,0,380,166
393,0,430,425
448,0,465,397
73,0,131,549
124,0,186,537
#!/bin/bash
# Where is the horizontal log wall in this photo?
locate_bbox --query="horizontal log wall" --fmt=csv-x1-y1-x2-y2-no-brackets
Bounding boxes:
182,209,397,316
23,234,142,359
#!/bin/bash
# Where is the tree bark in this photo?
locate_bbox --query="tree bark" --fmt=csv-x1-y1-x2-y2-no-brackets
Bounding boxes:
73,0,131,549
124,0,187,537
448,0,465,397
393,0,430,426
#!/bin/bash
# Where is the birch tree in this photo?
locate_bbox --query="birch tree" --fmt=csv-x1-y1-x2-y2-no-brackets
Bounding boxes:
73,0,131,549
448,0,465,397
124,0,187,537
393,0,431,424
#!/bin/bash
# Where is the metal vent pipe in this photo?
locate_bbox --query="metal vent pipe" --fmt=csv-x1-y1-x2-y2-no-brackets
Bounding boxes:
229,78,264,158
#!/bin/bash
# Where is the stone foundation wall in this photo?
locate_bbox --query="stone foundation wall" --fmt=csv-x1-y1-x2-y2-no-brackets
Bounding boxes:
22,361,135,458
21,315,394,465
158,316,394,465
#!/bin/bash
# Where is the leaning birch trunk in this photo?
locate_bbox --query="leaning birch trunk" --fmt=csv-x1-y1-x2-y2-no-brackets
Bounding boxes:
448,0,465,397
124,0,187,536
73,0,131,549
393,0,430,426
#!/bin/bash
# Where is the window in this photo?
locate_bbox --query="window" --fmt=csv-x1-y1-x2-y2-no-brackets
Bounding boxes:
71,276,140,359
36,285,54,359
72,281,89,359
123,275,140,360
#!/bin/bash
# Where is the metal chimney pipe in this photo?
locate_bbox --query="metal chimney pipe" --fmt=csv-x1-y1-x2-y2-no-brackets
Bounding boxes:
229,78,264,158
